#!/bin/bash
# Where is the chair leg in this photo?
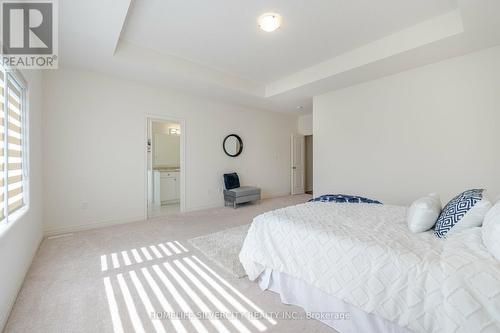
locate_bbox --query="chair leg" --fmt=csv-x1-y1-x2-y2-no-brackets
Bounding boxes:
233,201,237,209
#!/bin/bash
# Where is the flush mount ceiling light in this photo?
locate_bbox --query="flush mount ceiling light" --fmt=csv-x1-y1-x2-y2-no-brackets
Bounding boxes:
258,13,282,32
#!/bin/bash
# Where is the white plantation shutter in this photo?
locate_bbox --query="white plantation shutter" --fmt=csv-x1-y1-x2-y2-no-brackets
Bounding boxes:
0,66,27,223
0,69,5,221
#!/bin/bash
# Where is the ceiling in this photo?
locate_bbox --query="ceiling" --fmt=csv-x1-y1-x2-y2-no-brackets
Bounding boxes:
121,0,456,83
58,0,500,114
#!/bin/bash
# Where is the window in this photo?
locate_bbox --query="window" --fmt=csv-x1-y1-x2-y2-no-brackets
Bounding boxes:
0,66,28,224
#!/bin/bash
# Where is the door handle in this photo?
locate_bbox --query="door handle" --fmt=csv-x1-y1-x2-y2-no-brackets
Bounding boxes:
292,167,297,169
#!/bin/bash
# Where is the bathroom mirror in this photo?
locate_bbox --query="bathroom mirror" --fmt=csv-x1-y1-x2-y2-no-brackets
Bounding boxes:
223,134,243,157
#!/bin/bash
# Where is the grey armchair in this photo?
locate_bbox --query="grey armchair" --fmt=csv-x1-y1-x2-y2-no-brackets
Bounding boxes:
223,173,261,208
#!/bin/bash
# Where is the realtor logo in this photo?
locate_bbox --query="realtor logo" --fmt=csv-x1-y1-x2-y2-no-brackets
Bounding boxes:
1,0,58,69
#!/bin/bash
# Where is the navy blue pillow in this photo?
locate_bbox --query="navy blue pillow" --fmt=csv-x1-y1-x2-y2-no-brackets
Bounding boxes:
309,194,382,204
223,173,240,190
434,189,484,238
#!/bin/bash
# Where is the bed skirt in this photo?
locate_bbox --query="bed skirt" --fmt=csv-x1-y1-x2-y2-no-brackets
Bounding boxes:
258,268,411,333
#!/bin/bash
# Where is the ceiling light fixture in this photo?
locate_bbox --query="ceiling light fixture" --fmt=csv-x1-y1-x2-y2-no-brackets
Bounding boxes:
258,13,282,32
169,128,180,135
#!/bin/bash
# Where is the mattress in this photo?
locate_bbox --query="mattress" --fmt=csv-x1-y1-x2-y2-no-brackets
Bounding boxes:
239,202,500,333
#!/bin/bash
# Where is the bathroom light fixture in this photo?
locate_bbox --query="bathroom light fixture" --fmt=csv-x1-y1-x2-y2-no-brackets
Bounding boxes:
258,13,282,32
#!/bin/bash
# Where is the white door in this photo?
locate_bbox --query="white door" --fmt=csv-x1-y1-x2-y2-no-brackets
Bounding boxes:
291,134,305,195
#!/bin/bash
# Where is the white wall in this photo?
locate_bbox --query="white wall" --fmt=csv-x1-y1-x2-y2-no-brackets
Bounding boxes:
314,46,500,205
43,68,296,234
297,114,313,135
0,70,43,330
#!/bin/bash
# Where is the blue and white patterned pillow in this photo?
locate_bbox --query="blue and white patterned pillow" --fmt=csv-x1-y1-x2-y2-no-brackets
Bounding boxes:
434,189,484,238
309,194,382,204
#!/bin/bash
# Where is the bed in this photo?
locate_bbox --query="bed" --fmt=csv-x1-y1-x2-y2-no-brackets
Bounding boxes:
239,201,500,333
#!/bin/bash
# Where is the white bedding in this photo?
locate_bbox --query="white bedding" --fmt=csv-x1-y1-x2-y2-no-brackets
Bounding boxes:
259,268,411,333
239,202,500,333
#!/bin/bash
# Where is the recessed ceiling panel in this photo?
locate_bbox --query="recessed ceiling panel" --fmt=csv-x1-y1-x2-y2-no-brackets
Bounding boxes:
121,0,456,83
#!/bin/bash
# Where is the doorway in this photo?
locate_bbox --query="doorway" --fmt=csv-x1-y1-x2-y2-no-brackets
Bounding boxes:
291,134,313,195
304,135,313,194
146,117,185,219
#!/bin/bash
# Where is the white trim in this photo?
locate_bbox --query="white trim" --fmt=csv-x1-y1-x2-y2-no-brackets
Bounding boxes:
46,233,74,240
7,69,28,90
0,205,28,237
144,114,186,220
2,69,8,222
43,215,145,237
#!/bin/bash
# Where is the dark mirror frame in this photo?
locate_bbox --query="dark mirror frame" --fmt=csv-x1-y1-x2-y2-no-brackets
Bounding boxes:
223,134,243,157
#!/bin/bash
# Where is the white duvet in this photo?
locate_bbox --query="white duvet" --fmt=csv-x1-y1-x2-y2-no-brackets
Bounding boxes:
239,202,500,333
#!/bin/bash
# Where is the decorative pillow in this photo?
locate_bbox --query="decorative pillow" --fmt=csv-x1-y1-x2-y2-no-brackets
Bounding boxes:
407,193,442,233
482,202,500,261
223,173,240,190
434,189,492,238
309,194,382,204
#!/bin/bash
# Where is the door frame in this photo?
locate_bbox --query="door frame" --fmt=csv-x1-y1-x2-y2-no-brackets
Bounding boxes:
144,114,186,219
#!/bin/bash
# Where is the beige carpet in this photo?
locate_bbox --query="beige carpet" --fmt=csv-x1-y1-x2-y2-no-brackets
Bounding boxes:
4,194,339,333
188,224,250,279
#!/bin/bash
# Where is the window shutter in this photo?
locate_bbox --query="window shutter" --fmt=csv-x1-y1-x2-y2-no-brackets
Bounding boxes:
6,78,24,214
0,68,26,223
0,69,4,220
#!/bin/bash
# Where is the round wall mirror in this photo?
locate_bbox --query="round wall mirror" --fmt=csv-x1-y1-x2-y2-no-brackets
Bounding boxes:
223,134,243,157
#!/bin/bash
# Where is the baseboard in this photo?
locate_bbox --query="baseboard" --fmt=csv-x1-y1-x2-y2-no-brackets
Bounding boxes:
262,191,294,199
43,215,145,237
184,202,223,212
43,193,297,236
185,192,295,212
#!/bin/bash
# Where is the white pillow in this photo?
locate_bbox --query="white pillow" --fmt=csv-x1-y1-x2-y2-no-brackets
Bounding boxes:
482,202,500,260
447,194,492,235
407,193,442,233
